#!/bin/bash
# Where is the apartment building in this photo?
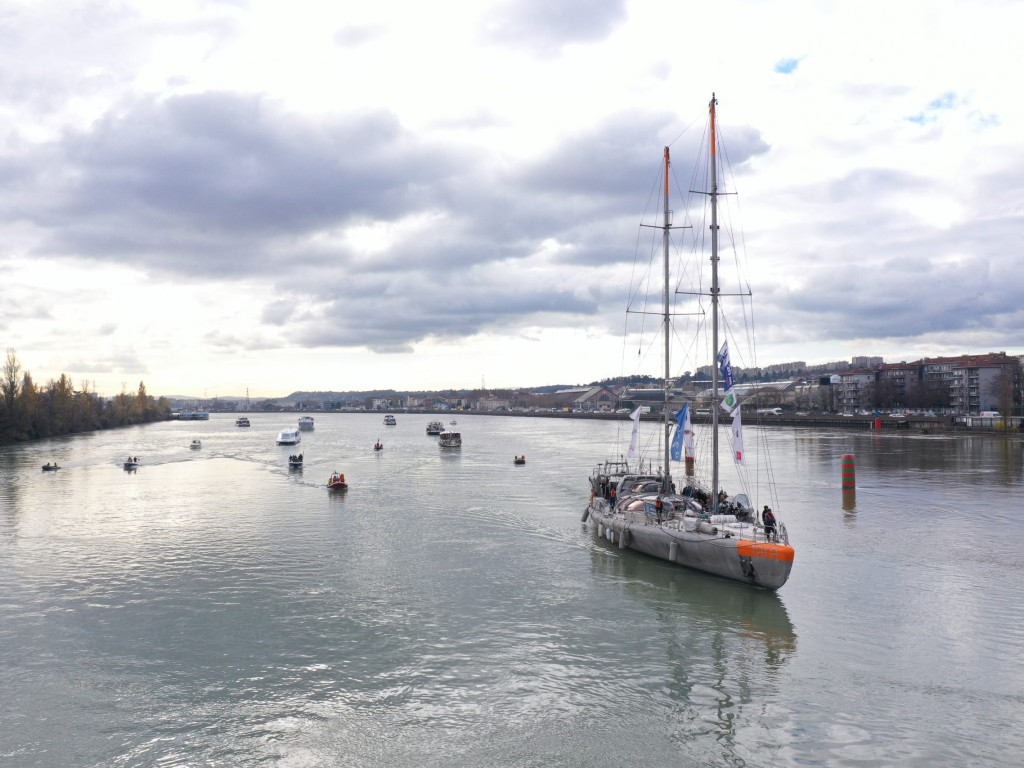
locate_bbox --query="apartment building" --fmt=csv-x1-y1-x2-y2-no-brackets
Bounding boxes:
833,369,878,411
833,352,1021,413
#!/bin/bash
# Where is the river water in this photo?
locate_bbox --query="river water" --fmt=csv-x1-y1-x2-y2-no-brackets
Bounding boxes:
1,414,1021,767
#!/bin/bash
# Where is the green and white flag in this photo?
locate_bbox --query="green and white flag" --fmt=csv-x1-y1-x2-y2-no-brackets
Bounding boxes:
720,389,738,414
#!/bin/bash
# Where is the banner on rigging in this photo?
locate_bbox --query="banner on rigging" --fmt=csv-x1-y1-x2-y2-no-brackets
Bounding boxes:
626,407,641,459
718,341,738,414
730,406,745,464
670,403,695,462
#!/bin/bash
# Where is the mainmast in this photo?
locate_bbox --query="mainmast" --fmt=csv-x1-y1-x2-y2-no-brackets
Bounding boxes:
709,94,721,515
662,147,672,493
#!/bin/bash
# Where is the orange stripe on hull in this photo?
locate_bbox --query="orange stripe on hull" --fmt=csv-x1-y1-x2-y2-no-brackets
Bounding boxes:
737,540,795,563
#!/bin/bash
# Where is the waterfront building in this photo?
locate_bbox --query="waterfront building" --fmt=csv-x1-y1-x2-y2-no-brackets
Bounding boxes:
571,386,616,412
833,369,878,412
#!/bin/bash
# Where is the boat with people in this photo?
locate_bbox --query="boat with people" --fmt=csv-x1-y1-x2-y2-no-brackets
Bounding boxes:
288,453,303,468
190,439,202,449
298,415,315,430
123,457,140,470
384,414,397,426
514,455,526,465
426,420,445,435
438,430,462,448
276,428,301,445
41,462,61,472
327,472,348,490
584,96,794,590
373,440,383,451
235,416,251,427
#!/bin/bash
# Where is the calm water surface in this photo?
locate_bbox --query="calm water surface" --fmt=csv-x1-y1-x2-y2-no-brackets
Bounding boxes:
1,414,1022,767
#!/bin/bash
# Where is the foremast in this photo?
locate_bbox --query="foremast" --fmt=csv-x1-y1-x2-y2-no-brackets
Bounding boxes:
710,93,721,516
661,147,673,494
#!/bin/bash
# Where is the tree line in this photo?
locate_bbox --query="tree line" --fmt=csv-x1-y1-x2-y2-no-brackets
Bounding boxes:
1,349,172,444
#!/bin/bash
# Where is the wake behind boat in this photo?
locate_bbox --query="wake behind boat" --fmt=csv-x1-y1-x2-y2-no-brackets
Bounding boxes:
584,96,794,590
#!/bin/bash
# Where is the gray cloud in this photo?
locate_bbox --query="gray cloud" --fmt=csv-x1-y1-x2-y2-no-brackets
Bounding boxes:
483,0,628,56
0,95,779,355
4,64,1021,367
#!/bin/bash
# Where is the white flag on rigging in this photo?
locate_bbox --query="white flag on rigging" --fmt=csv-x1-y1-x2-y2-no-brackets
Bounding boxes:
730,406,745,465
626,407,641,459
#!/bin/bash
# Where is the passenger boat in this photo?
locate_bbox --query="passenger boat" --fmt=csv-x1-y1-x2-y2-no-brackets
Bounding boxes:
190,439,202,449
384,414,397,426
235,416,251,427
584,96,794,590
298,415,315,430
426,420,445,435
41,462,61,472
288,453,303,468
276,428,301,445
327,472,348,490
438,430,462,448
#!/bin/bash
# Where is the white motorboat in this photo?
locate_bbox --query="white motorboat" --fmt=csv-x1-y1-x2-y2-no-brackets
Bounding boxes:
235,416,251,427
384,414,397,425
426,420,445,435
276,428,301,445
190,439,202,449
298,416,315,430
438,430,462,448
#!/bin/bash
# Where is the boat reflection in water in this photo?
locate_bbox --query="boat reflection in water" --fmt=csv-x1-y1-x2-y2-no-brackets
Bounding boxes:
588,538,796,754
590,538,796,662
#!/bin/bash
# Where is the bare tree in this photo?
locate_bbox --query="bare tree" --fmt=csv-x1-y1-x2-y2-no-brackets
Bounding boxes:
988,367,1017,427
2,349,21,415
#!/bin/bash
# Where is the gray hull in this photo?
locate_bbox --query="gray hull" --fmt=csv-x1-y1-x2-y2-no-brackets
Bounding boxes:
589,505,793,590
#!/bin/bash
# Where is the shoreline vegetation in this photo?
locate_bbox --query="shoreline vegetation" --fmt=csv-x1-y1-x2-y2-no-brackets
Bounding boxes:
1,350,171,446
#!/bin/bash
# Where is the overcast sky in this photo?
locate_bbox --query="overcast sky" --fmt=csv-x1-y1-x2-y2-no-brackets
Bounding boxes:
2,0,1022,398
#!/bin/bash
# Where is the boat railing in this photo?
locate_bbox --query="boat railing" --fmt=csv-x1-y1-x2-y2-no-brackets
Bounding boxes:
776,522,789,546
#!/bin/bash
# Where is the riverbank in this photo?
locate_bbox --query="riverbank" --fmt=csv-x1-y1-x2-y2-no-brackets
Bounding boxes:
252,409,1024,433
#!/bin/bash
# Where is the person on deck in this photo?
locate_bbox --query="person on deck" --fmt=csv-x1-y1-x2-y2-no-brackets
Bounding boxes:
762,505,777,542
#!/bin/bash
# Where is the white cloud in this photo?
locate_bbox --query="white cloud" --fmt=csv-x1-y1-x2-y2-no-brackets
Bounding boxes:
1,0,1023,396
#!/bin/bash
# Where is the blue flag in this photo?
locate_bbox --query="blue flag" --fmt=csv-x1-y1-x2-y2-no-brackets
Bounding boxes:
670,403,694,461
717,342,734,391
